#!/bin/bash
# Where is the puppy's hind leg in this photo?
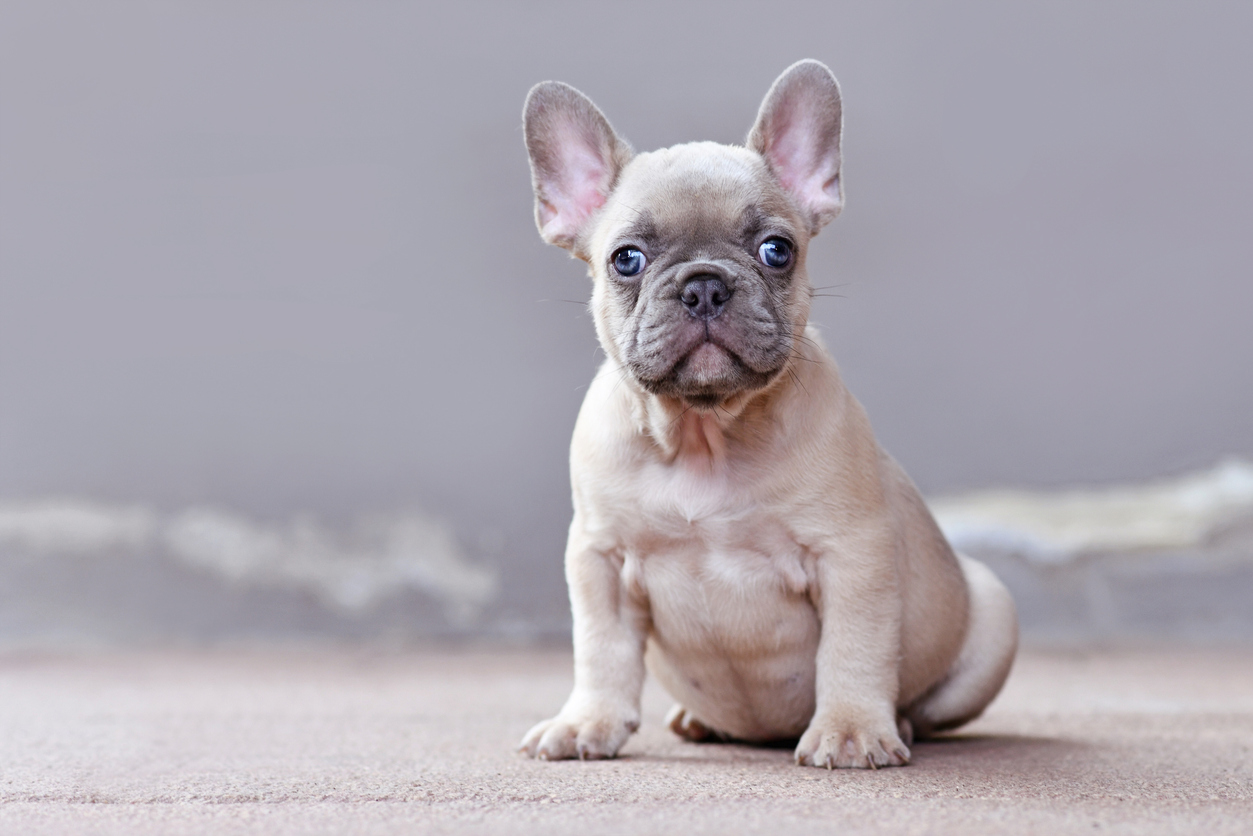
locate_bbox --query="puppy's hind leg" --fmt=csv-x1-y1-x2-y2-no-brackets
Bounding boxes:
665,704,726,742
908,555,1018,737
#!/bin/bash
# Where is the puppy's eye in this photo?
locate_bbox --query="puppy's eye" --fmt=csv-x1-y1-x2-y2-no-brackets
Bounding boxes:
758,238,792,269
612,247,646,277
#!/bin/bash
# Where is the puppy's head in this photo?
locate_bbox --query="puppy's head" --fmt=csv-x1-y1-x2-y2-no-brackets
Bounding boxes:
524,60,843,409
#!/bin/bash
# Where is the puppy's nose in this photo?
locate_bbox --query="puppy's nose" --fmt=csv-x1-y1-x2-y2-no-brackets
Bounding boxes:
680,275,732,320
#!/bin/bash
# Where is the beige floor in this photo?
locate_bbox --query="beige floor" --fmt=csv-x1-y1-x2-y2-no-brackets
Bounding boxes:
0,645,1250,835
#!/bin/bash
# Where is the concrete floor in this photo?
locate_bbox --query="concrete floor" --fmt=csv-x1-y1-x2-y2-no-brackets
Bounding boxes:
0,646,1250,835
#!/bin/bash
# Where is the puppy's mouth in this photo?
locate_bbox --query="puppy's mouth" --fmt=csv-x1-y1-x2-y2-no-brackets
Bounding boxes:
680,341,737,385
632,332,784,408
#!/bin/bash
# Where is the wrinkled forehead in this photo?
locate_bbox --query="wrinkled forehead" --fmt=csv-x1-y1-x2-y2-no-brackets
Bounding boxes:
595,142,800,253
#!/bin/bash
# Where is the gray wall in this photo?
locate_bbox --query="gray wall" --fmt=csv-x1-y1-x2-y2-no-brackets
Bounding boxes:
2,1,1251,637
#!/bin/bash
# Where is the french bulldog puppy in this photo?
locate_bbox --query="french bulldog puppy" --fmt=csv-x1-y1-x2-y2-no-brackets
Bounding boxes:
518,60,1017,769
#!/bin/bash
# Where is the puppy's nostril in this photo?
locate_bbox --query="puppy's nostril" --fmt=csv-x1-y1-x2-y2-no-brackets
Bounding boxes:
680,275,732,320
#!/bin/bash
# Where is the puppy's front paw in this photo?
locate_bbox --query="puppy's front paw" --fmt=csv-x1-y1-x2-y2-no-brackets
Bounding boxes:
795,705,911,769
519,706,639,761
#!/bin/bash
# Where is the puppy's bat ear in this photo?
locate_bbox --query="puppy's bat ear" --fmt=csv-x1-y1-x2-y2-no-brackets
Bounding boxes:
748,60,844,235
523,82,633,252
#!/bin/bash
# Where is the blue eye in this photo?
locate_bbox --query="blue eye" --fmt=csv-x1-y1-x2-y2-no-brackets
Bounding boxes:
612,247,646,277
758,238,792,269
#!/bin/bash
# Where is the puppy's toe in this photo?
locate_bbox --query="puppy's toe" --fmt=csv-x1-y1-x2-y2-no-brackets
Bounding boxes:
519,710,638,761
665,704,716,742
519,717,571,760
795,707,911,769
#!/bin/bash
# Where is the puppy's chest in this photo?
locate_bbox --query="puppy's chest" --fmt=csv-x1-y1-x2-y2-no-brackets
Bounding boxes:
601,457,815,622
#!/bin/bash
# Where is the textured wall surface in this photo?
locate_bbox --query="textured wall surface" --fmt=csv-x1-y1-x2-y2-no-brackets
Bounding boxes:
2,2,1251,640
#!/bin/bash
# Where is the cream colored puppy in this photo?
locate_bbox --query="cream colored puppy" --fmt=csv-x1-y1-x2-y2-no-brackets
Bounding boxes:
518,60,1018,769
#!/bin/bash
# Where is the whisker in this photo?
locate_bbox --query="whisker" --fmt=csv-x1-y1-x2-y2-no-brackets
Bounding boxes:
784,349,811,398
608,365,633,398
665,401,697,434
610,199,648,222
791,334,824,351
787,366,808,398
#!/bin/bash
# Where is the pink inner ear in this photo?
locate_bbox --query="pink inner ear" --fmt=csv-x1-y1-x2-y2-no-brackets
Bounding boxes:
541,125,611,241
767,110,838,216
